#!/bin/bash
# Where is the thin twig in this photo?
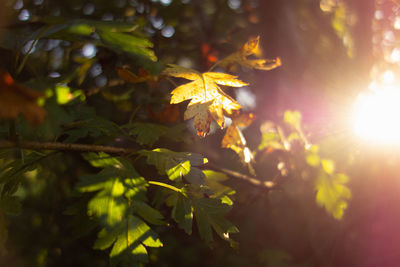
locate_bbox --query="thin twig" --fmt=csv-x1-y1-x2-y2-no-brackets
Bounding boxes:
206,162,275,189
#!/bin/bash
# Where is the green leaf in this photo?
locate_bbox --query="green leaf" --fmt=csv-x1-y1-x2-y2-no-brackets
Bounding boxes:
192,198,238,245
171,193,193,234
94,215,162,267
86,176,127,226
82,152,122,168
314,171,351,219
130,123,168,147
203,170,235,205
78,156,148,226
133,201,166,225
97,30,157,61
139,148,207,185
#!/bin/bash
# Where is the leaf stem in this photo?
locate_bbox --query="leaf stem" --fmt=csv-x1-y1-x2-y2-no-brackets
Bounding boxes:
16,26,50,75
148,181,183,194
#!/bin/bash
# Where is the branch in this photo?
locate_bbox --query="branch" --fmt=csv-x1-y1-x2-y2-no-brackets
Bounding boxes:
0,140,137,154
0,140,275,189
206,162,275,189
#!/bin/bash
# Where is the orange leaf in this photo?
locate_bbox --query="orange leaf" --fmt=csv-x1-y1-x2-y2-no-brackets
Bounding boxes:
0,71,46,125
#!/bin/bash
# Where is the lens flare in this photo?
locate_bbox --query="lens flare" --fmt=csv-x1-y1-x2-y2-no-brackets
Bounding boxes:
353,88,400,144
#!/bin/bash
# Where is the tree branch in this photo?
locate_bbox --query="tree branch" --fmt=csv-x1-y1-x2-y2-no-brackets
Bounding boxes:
0,140,275,189
0,140,137,154
206,163,275,189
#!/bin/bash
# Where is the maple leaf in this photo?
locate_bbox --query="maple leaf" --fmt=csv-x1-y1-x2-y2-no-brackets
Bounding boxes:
222,112,256,174
220,36,281,71
0,71,46,125
163,64,248,136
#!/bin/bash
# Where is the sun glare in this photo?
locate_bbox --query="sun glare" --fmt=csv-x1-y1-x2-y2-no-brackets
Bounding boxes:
353,87,400,144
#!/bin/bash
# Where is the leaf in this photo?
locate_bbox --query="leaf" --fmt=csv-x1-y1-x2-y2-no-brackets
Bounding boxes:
221,113,255,172
314,171,351,219
139,148,208,185
129,123,168,147
169,193,193,234
132,200,166,225
83,152,122,168
97,30,157,62
321,159,335,175
0,71,47,125
220,36,281,71
94,215,162,267
192,198,239,246
78,154,148,226
163,64,247,136
203,170,235,205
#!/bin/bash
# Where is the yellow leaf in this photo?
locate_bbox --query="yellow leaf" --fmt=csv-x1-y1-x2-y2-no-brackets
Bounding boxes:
162,64,200,80
184,102,213,137
241,36,260,56
221,112,255,170
220,36,282,71
163,65,247,136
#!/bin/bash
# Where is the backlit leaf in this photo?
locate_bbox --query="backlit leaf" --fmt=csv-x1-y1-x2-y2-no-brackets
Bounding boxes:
133,200,166,225
220,36,281,71
222,113,255,172
192,198,239,246
94,215,162,267
314,171,351,219
163,64,247,136
170,193,193,234
139,148,207,185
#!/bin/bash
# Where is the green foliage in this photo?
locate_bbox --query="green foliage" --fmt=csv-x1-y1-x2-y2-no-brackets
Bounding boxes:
77,152,163,265
0,1,361,265
314,172,351,219
128,123,185,147
94,215,162,267
139,148,208,185
166,185,238,246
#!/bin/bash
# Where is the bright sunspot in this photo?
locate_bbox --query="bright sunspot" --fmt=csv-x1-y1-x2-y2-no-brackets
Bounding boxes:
353,87,400,144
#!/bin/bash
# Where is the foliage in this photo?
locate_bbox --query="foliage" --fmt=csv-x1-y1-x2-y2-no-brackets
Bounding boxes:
0,0,382,266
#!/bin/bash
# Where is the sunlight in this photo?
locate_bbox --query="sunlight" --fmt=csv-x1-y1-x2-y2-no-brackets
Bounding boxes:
353,87,400,144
